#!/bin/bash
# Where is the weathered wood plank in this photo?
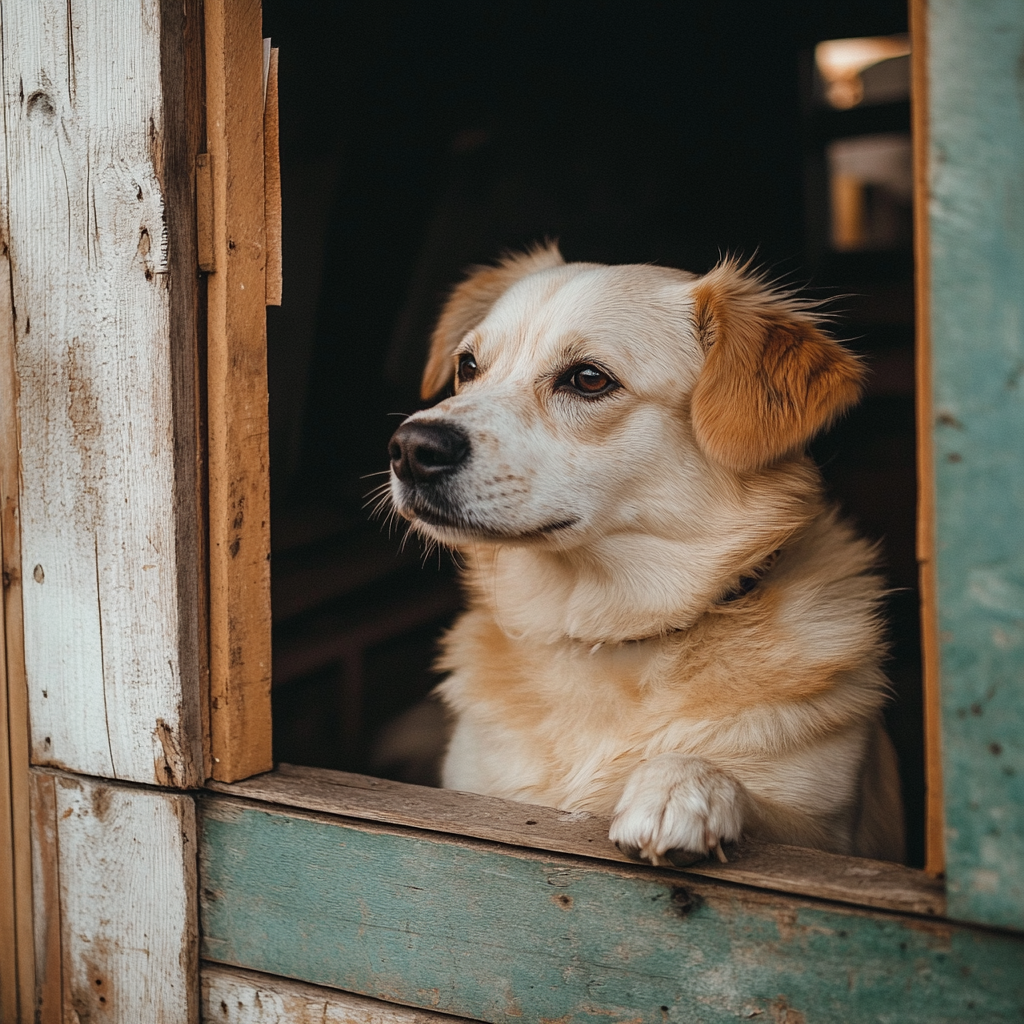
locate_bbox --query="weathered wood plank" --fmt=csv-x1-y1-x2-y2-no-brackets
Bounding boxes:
0,571,18,1021
200,794,1024,1024
910,0,946,881
1,0,203,785
29,772,62,1024
33,768,198,1024
209,764,945,917
203,964,476,1024
926,0,1024,929
0,151,32,1020
204,0,274,783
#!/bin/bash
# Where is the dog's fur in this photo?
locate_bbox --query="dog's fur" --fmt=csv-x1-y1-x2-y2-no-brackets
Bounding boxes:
388,243,905,865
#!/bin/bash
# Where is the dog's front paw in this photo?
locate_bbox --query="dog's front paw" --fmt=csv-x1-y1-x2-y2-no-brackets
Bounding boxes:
609,754,744,866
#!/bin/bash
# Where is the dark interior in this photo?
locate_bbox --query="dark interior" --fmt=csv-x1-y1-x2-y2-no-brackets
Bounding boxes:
261,0,922,865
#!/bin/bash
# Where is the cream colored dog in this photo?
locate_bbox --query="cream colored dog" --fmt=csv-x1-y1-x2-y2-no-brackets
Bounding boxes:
388,243,905,865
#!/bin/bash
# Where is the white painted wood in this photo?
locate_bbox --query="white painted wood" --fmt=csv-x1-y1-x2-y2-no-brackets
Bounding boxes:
32,769,197,1023
203,964,471,1024
1,0,202,783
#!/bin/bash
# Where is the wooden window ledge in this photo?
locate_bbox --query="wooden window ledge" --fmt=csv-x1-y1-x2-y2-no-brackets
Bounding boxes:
206,763,944,918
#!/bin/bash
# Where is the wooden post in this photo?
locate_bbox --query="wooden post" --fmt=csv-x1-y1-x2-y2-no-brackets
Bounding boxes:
925,0,1024,929
204,0,274,781
2,0,207,1018
1,0,205,788
910,0,945,879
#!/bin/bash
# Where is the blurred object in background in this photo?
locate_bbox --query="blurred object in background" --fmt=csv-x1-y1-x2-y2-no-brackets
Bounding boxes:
815,34,910,110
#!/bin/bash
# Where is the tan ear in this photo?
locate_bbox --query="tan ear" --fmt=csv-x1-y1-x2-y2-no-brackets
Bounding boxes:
421,242,565,399
690,261,865,472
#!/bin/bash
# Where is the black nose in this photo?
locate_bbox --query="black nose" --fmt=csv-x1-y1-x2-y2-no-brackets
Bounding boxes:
389,421,471,484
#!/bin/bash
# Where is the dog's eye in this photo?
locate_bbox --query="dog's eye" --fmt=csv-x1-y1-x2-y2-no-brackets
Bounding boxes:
456,353,478,385
562,364,618,397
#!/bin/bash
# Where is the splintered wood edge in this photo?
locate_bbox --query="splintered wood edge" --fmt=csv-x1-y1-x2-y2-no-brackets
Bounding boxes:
206,764,946,918
203,963,477,1023
263,48,282,307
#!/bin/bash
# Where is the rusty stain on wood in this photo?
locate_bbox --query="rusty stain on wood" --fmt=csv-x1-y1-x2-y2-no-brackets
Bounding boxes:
154,716,186,788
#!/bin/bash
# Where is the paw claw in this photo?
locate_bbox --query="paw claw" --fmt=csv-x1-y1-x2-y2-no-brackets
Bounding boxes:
608,755,744,869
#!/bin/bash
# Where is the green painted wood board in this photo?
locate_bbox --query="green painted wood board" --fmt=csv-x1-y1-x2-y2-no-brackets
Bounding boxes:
927,0,1024,929
199,798,1024,1024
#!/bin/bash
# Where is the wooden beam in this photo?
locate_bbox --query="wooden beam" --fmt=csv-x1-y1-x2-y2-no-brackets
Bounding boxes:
910,0,945,881
204,0,274,782
200,790,1024,1024
209,765,945,918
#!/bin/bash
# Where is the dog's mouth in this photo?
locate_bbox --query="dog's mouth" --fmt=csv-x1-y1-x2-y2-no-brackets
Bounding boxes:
407,498,579,542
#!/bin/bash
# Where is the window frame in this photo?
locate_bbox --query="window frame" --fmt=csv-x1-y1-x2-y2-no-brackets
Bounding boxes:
3,1,1023,1020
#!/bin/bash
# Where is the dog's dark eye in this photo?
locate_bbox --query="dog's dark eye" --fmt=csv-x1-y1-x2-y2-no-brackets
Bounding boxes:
561,363,618,397
457,353,478,385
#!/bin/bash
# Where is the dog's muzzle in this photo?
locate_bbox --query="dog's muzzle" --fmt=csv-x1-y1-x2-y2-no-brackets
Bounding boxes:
389,420,471,486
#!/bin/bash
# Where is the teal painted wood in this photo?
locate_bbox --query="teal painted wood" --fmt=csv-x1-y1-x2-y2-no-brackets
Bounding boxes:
927,0,1024,930
199,798,1024,1024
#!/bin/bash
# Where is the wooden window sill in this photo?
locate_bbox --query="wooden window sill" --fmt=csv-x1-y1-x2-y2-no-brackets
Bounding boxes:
205,763,945,919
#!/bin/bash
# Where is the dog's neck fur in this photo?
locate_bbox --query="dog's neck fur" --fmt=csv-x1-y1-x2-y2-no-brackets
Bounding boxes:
464,460,823,646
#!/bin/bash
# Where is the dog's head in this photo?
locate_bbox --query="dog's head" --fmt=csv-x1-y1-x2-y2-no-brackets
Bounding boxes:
388,243,863,552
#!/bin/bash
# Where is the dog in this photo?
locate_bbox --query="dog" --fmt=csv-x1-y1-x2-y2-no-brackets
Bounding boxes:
387,243,905,865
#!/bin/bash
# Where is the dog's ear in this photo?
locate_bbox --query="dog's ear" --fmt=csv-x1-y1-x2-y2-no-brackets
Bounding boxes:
421,242,565,399
690,260,865,472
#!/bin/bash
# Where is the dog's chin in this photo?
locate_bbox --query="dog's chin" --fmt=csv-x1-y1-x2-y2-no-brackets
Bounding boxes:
398,499,579,547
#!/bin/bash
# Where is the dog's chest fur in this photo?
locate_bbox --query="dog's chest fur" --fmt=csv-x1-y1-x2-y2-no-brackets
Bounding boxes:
438,509,887,822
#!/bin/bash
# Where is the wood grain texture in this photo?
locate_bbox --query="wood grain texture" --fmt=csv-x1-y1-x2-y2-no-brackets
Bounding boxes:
926,0,1024,930
29,772,61,1024
0,548,17,1021
263,48,282,307
0,207,33,1022
208,765,946,918
197,154,216,271
0,128,32,1018
910,0,946,881
203,964,476,1024
200,793,1024,1024
204,0,274,782
33,768,198,1024
1,0,203,786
